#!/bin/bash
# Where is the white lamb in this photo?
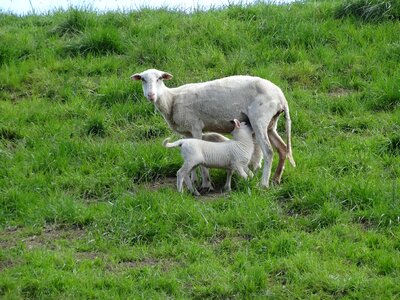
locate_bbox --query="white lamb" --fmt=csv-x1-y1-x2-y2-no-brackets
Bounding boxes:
131,69,295,189
163,119,254,196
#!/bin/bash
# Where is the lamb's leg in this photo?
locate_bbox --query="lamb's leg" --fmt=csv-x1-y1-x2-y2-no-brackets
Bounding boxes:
176,167,185,193
236,166,249,179
184,175,200,196
268,129,287,185
248,104,276,188
224,169,233,192
177,162,200,196
191,128,213,192
244,166,254,178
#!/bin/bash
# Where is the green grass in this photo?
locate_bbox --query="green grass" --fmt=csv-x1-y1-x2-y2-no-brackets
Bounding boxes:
1,0,400,298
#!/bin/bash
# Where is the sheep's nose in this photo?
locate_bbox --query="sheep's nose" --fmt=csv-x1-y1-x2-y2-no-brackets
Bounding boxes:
147,92,156,100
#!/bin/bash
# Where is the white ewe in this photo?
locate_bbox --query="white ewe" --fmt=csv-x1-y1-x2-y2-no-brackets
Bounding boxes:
131,69,295,189
163,119,254,196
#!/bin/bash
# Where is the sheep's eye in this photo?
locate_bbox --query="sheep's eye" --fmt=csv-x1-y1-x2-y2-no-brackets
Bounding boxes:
157,77,163,81
141,78,146,83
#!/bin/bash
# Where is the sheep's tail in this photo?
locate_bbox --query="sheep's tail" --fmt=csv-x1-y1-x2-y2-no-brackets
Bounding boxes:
162,137,184,148
283,103,296,167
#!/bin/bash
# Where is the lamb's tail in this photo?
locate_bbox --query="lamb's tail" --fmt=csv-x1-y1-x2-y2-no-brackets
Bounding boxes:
162,137,184,148
283,103,296,167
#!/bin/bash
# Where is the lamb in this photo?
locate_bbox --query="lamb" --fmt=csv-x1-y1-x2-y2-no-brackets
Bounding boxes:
163,119,254,196
131,68,295,189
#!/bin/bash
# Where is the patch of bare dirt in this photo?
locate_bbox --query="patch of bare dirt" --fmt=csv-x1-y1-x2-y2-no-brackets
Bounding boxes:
118,258,180,272
145,176,229,201
146,176,176,191
328,87,352,98
0,224,86,250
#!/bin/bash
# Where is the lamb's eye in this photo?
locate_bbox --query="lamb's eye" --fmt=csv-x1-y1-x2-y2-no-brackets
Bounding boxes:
141,78,146,83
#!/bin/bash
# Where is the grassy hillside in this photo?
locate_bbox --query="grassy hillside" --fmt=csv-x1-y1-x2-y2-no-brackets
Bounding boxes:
1,0,400,298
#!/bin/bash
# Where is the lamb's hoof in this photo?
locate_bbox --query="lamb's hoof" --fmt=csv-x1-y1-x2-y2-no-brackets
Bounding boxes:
249,163,262,172
198,184,214,194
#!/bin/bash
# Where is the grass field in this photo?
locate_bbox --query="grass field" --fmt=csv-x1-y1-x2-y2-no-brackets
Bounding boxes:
1,0,400,298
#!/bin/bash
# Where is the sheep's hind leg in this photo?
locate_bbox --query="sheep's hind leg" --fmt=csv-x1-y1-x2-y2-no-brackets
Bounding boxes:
248,103,276,188
268,129,287,185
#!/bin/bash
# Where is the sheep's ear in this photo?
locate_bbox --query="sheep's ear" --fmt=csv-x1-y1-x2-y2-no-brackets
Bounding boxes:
233,119,241,128
162,72,173,80
130,74,142,81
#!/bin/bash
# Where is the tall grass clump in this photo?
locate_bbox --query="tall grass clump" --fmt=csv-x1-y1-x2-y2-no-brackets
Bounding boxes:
366,76,400,111
64,27,125,56
50,9,90,36
0,127,23,142
85,116,106,137
335,0,400,22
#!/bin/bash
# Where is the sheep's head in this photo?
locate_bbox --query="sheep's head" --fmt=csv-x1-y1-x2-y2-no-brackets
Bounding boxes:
131,69,173,102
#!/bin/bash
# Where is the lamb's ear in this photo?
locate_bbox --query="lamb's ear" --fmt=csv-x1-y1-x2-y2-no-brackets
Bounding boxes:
233,119,241,128
130,74,142,81
162,72,173,80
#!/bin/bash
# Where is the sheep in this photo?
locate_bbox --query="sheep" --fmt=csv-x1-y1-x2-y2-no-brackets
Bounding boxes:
131,68,295,189
163,119,254,196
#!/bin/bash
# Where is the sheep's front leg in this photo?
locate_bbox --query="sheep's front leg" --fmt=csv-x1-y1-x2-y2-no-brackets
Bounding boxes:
191,127,213,192
249,136,263,171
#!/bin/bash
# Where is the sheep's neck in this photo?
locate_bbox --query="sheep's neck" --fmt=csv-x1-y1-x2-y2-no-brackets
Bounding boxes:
154,88,174,120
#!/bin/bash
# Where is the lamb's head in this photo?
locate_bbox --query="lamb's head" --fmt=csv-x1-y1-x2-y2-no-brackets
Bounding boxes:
130,69,173,102
231,119,253,141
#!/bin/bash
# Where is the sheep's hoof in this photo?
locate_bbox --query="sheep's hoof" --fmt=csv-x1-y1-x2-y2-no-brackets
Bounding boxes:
258,181,270,189
272,178,281,186
223,187,231,193
193,190,201,197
